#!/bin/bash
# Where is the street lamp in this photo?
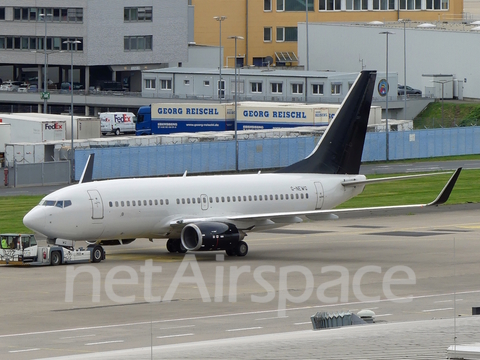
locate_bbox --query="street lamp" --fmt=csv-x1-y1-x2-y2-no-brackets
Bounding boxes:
39,12,53,113
214,16,226,103
432,80,453,126
399,19,410,120
379,31,394,161
305,0,310,71
63,39,81,181
227,35,244,172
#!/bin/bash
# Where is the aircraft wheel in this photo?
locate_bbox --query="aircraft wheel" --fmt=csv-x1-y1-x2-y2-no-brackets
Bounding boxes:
236,241,248,257
115,128,121,136
92,246,104,263
51,251,61,266
178,241,187,254
225,248,236,256
166,239,176,253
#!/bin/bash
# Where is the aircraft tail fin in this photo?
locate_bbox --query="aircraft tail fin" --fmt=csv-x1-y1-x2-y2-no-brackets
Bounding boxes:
79,153,95,183
277,70,377,175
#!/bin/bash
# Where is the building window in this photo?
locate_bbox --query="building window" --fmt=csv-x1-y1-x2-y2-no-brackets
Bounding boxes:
279,0,314,11
346,0,368,9
204,80,210,86
184,79,190,85
292,83,303,94
319,0,342,10
218,80,225,99
373,0,395,9
145,79,156,89
331,83,341,95
0,8,5,20
426,0,447,9
124,7,152,22
264,27,272,42
271,82,283,94
0,36,83,52
124,35,152,51
276,27,297,42
277,0,285,11
312,84,324,95
264,0,272,11
13,7,83,22
160,79,172,90
230,80,244,94
251,82,263,93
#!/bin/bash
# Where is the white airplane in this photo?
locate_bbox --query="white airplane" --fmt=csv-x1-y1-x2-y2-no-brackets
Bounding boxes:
23,70,461,257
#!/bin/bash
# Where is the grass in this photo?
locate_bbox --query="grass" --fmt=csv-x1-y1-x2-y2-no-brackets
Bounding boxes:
414,102,480,128
1,168,478,234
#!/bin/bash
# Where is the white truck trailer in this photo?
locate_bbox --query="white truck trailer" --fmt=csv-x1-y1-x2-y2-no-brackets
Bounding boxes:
0,114,66,143
0,234,105,266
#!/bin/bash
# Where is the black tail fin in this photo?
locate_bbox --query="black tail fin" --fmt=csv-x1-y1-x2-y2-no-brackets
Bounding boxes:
277,70,377,175
79,153,95,183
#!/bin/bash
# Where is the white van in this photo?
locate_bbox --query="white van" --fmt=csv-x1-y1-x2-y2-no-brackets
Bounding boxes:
100,112,136,135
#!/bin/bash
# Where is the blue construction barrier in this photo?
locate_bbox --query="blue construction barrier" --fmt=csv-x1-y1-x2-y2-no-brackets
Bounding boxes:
75,127,480,181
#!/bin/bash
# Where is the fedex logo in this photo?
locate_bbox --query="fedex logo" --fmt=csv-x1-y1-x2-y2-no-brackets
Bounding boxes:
114,114,132,123
45,123,63,130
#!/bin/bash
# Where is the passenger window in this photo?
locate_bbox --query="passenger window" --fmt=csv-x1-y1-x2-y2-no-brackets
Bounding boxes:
176,199,180,204
216,197,219,203
121,201,125,207
285,194,289,200
149,200,153,205
280,194,284,200
306,193,309,199
138,200,142,206
192,198,195,204
232,196,236,202
127,201,130,206
243,196,247,201
182,198,185,204
290,194,294,199
198,198,201,203
238,196,241,202
227,196,230,202
109,201,113,207
259,195,262,201
301,193,304,199
144,200,147,206
154,200,158,205
160,199,164,205
221,197,225,202
187,198,191,204
275,194,279,200
254,195,257,201
296,194,299,199
133,201,136,206
166,199,169,205
209,197,213,203
270,195,273,200
249,196,252,201
64,200,72,207
203,198,207,203
115,201,119,207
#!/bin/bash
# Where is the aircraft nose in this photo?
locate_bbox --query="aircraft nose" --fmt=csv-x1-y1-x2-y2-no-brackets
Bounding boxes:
23,207,45,233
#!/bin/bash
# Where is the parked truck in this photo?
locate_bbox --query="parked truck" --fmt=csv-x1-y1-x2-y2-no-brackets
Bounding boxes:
135,102,382,135
0,233,105,266
0,114,66,142
136,103,235,135
100,112,136,135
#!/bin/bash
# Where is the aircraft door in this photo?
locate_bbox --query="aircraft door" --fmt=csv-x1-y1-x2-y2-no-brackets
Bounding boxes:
87,190,104,219
200,194,209,210
313,182,324,209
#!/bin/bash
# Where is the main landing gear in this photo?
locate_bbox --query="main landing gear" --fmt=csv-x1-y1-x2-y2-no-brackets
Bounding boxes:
166,239,187,253
165,239,249,257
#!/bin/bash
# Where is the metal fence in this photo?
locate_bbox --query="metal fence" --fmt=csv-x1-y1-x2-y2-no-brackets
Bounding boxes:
5,161,70,187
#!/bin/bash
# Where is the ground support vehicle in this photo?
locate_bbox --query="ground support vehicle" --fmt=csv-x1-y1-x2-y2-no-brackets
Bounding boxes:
0,234,105,266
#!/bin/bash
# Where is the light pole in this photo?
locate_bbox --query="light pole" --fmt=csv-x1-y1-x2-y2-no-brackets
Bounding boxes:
39,12,52,113
379,31,394,161
214,16,226,102
305,0,309,71
432,80,453,126
228,35,244,172
399,19,410,120
63,39,81,181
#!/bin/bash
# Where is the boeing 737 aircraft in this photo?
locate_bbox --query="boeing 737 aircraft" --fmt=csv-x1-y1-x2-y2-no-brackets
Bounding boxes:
23,71,461,257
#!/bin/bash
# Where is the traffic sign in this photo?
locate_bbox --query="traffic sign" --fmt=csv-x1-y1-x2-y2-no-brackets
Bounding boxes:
41,92,50,100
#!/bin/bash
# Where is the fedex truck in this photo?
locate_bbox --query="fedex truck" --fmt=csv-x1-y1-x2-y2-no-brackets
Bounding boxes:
0,114,66,142
100,112,136,136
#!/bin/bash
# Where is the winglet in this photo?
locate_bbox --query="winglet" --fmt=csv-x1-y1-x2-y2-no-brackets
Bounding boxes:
79,153,95,184
427,167,462,206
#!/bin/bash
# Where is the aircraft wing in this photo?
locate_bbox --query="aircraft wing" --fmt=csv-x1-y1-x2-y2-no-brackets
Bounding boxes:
170,168,462,228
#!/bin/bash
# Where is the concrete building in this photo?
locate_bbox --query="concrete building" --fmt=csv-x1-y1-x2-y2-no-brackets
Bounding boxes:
0,1,188,113
190,0,465,69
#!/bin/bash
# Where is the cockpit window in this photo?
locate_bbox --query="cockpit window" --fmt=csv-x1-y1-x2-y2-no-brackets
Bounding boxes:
41,200,72,208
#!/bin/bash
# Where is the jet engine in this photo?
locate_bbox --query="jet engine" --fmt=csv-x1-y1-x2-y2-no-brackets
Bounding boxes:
181,222,244,251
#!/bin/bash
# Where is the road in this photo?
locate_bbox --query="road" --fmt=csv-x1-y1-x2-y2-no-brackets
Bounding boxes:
1,205,480,359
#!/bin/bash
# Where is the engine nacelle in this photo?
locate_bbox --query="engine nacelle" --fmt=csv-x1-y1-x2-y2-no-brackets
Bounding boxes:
181,222,244,251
